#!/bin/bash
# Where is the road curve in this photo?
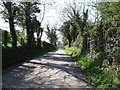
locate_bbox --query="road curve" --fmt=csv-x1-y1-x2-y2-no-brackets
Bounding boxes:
2,50,93,88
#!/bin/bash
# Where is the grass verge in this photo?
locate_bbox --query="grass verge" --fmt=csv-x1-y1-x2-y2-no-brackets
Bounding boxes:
64,47,120,88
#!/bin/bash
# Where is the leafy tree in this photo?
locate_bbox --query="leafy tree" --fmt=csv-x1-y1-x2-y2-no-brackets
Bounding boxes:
24,2,33,47
15,2,41,47
78,9,89,54
96,2,120,63
2,1,18,48
59,0,90,52
31,16,43,47
20,2,40,47
45,25,58,46
62,2,120,88
59,21,72,47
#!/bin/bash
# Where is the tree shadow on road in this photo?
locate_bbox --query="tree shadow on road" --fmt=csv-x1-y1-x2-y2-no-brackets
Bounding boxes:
2,50,94,88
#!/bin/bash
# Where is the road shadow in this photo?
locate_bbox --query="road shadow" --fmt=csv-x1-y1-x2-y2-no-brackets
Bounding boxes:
2,50,94,88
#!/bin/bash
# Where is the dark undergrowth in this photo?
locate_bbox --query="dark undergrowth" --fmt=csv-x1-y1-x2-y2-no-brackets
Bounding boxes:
2,41,56,69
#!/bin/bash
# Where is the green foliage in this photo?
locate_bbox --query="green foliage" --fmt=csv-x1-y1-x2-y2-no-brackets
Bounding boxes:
97,2,120,19
64,48,120,88
45,25,58,46
59,21,73,47
72,36,83,49
2,41,56,68
41,41,56,51
63,2,120,89
64,47,80,56
1,1,119,88
1,2,57,69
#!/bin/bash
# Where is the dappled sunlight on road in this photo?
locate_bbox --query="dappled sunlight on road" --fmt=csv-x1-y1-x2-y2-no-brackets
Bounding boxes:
2,50,93,88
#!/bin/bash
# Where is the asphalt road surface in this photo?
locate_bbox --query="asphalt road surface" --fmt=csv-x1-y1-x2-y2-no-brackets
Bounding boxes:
2,50,93,88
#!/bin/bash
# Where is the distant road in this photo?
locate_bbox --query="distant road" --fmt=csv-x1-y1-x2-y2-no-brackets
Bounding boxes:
2,50,93,88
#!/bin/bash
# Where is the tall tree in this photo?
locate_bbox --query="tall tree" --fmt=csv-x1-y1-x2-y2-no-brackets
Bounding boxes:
31,16,43,47
59,1,89,49
60,21,73,47
80,9,89,54
24,2,33,47
22,2,40,47
2,1,18,48
96,2,120,64
46,25,58,46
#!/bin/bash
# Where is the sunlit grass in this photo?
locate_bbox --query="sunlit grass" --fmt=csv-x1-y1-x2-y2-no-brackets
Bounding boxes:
64,47,120,88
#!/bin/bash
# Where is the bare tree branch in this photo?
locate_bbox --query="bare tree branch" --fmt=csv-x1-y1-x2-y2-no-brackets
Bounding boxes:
40,4,45,24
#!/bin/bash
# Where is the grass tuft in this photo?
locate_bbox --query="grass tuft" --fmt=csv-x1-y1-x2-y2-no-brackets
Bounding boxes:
64,47,120,88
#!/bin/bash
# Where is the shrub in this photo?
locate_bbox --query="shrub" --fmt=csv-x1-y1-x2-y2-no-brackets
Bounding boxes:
64,48,119,88
2,41,56,68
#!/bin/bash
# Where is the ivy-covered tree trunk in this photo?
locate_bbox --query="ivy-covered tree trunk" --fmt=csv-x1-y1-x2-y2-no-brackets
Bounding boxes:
67,34,72,48
9,16,17,48
3,2,17,48
87,36,90,53
39,28,43,48
79,9,89,54
81,35,88,54
25,2,34,47
36,27,43,48
3,31,8,48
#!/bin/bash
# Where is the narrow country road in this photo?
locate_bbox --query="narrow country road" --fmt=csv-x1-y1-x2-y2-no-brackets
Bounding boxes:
2,50,93,88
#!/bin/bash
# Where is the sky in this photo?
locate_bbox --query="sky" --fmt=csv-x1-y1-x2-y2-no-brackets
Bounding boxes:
0,0,97,43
